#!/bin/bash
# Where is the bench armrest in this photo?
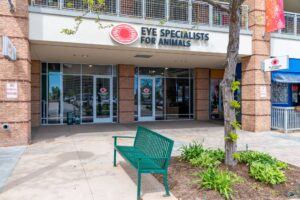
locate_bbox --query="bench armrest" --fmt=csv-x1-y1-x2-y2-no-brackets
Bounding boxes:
113,136,135,146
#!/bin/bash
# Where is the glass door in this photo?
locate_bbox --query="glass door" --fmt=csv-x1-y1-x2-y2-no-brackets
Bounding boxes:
138,77,155,121
93,76,113,123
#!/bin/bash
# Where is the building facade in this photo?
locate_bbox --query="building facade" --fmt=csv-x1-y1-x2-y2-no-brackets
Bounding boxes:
0,0,300,146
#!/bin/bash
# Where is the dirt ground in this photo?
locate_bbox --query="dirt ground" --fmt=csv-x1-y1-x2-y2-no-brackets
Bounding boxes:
154,157,300,200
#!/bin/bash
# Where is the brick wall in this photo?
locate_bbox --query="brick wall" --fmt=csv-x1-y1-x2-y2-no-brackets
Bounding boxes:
0,0,31,146
195,68,210,120
241,0,271,132
118,65,135,123
31,61,40,127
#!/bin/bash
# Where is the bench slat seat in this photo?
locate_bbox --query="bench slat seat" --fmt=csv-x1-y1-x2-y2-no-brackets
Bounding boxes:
113,126,174,200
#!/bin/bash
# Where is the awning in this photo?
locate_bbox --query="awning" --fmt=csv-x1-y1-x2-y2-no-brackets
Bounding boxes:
272,72,300,83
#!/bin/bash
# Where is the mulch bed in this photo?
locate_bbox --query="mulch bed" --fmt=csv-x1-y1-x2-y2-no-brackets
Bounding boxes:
154,157,300,200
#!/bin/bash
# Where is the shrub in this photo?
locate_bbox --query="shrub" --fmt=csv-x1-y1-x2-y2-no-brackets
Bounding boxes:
190,152,221,168
180,142,205,161
233,151,288,169
195,168,242,199
249,162,286,185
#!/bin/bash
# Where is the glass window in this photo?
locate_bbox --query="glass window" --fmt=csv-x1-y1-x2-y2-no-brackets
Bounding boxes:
155,78,164,120
82,76,94,123
291,84,300,106
272,82,289,104
210,79,223,119
42,63,47,74
48,74,62,124
113,77,118,122
41,75,47,124
63,76,81,123
138,67,165,76
48,63,61,73
63,64,81,74
82,65,112,75
165,68,190,78
166,78,190,119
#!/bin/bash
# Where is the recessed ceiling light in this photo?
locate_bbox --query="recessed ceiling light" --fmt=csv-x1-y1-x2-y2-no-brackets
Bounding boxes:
81,55,88,58
89,65,93,68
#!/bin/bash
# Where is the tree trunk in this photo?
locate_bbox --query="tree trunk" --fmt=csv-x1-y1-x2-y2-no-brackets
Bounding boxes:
221,0,242,166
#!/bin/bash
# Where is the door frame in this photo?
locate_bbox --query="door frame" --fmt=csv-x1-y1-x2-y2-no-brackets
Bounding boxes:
138,76,156,121
93,75,113,123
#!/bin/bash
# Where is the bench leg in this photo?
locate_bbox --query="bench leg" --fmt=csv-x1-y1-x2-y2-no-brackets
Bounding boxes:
137,171,142,200
163,173,170,197
113,148,117,167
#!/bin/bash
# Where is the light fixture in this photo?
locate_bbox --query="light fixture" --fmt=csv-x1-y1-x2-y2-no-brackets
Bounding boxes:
81,54,88,58
134,54,152,58
165,68,168,70
89,65,93,68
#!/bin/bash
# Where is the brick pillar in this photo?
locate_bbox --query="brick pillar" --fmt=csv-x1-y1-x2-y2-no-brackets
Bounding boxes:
31,61,40,127
241,0,271,132
0,0,31,146
195,68,209,120
118,65,135,123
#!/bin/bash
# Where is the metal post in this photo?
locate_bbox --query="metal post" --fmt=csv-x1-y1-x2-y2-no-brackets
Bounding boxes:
294,13,297,35
188,0,192,25
209,4,213,27
166,0,169,22
116,0,120,16
60,0,64,9
142,0,146,19
284,108,288,133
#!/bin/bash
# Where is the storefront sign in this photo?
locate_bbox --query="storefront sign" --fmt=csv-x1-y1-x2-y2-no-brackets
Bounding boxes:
141,27,209,47
2,36,17,61
110,24,209,47
6,82,18,99
110,24,139,45
262,56,289,71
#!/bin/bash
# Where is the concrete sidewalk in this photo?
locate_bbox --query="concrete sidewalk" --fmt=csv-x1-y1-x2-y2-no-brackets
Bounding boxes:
0,121,300,200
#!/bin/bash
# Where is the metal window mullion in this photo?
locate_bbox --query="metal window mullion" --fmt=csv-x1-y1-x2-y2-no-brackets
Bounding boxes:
116,0,120,16
188,0,192,25
46,63,49,124
209,4,213,27
166,0,169,21
142,0,146,19
294,13,297,35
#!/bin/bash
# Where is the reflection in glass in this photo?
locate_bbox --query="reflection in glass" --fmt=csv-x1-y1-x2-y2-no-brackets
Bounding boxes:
166,78,190,119
155,78,164,120
82,76,93,123
96,78,111,119
48,74,61,124
63,76,81,123
140,79,153,117
210,79,223,119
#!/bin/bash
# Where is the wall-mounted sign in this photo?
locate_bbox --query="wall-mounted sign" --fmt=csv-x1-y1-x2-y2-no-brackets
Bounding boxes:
141,27,209,47
260,86,267,98
2,36,17,61
6,82,18,99
110,24,139,45
110,24,209,48
262,55,289,72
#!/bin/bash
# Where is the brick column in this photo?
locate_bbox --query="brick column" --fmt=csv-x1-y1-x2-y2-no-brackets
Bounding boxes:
118,65,135,123
31,61,40,127
0,0,31,146
195,68,209,120
241,0,271,132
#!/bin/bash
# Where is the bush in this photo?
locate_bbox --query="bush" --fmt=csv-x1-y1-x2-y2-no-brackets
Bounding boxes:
190,152,221,168
195,168,242,199
180,142,206,161
233,151,288,169
181,142,224,168
249,162,286,185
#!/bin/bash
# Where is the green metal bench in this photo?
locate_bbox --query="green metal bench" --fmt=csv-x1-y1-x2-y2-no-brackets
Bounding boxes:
113,126,174,200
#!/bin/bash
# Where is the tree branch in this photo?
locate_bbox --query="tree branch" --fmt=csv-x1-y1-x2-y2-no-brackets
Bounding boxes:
198,0,229,13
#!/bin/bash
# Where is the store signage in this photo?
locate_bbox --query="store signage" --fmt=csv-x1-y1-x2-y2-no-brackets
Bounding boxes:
141,27,209,47
2,36,17,61
110,24,209,47
6,82,18,99
262,56,289,71
110,24,139,45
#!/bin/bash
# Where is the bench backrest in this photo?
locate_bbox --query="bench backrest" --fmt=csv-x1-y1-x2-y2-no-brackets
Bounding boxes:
134,126,174,169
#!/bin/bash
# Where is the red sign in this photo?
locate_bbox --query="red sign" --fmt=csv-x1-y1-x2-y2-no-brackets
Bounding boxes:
266,0,285,32
110,24,138,45
271,58,279,65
